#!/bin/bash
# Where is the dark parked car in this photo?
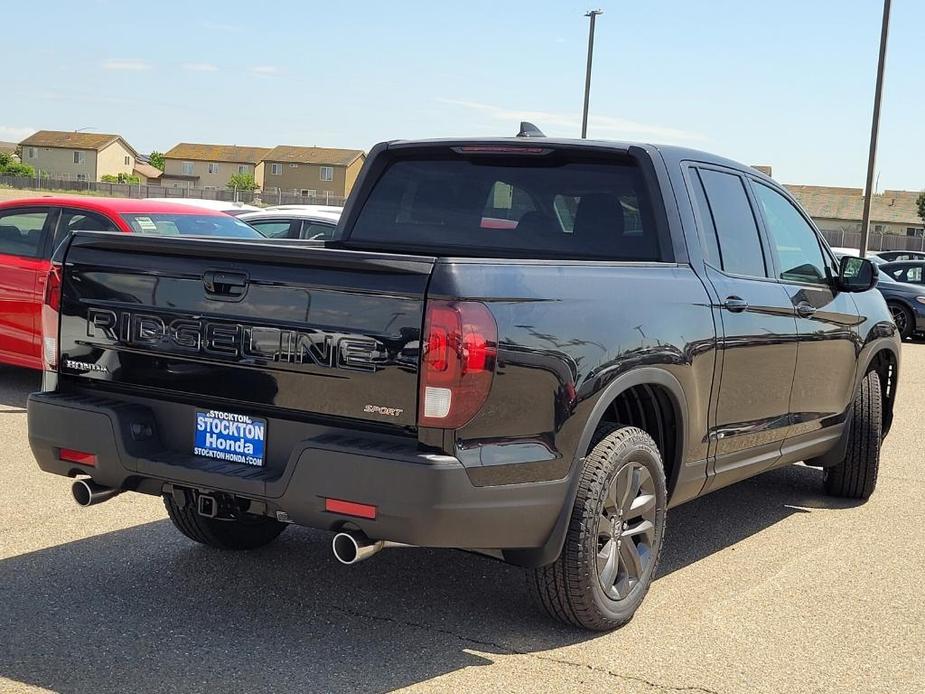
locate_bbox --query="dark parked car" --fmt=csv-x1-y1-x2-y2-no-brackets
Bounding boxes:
831,254,925,340
28,136,900,631
878,262,925,338
876,250,925,263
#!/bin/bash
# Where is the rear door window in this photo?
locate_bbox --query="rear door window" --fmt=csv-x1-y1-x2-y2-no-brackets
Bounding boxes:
697,169,767,278
247,219,296,239
301,221,336,240
348,153,662,260
0,209,50,258
54,209,118,249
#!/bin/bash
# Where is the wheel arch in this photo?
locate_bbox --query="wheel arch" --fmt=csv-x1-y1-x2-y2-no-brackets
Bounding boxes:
503,367,689,569
862,344,899,437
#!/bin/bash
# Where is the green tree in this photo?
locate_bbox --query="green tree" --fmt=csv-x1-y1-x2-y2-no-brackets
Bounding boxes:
916,191,925,227
0,151,34,177
148,151,165,171
227,172,258,191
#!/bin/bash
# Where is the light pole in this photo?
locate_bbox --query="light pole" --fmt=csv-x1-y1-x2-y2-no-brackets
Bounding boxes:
859,0,891,255
581,9,603,139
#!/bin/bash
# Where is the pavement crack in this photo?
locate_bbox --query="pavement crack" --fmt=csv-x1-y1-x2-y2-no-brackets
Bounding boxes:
330,605,719,693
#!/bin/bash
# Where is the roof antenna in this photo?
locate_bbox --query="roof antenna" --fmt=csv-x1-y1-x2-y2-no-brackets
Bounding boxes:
516,121,545,138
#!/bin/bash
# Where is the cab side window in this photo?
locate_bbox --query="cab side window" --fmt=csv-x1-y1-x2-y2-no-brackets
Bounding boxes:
696,168,768,278
751,182,828,285
0,210,49,258
901,266,923,284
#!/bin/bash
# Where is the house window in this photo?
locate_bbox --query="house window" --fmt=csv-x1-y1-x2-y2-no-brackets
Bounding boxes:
290,163,299,168
270,163,282,175
238,165,247,174
73,151,85,164
208,163,220,174
27,147,35,158
124,156,131,166
181,161,194,175
873,224,885,233
302,189,316,197
320,166,334,181
76,173,87,182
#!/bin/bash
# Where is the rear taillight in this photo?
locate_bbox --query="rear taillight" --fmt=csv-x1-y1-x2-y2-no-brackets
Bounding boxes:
419,301,497,429
41,262,62,371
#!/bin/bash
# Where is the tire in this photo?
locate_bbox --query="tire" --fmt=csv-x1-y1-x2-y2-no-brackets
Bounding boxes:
888,302,914,340
163,494,287,550
824,370,882,500
528,424,667,631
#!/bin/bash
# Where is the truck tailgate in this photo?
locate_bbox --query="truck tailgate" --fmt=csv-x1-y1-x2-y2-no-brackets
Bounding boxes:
57,233,434,428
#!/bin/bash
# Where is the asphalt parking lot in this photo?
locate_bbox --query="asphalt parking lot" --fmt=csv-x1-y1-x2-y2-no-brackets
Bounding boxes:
1,347,923,694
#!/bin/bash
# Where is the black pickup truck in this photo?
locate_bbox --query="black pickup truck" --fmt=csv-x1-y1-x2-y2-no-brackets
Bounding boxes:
28,137,900,630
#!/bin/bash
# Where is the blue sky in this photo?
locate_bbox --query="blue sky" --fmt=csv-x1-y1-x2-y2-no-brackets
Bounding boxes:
2,0,922,190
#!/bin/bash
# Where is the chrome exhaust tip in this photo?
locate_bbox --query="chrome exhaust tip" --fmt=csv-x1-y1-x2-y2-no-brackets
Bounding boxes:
332,530,406,565
71,479,120,507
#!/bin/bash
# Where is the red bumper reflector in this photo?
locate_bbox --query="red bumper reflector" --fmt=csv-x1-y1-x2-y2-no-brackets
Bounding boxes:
59,449,97,466
324,498,377,520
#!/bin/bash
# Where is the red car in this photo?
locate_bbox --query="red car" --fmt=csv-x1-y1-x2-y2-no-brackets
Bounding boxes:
0,196,260,370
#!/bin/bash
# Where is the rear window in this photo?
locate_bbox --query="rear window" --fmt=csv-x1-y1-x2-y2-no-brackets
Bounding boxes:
348,155,661,260
121,213,261,238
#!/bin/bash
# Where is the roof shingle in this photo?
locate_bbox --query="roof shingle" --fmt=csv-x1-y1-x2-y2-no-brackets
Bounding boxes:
164,143,271,164
20,130,131,153
262,145,364,166
133,162,163,180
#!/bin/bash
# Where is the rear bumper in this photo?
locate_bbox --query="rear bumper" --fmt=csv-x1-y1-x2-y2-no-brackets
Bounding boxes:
27,392,569,551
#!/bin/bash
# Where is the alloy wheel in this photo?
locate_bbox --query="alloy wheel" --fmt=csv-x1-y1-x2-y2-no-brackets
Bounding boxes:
596,461,658,600
889,304,908,334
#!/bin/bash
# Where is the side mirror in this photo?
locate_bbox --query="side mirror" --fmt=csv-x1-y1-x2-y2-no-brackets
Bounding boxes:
837,256,878,292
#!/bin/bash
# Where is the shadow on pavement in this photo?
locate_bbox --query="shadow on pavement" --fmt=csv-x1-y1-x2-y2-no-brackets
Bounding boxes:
0,461,851,693
0,365,39,411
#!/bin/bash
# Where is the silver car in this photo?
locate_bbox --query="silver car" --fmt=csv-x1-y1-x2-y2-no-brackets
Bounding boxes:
239,206,341,241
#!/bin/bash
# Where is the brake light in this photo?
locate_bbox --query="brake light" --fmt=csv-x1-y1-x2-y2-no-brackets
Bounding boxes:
41,262,63,371
452,146,552,155
419,301,497,428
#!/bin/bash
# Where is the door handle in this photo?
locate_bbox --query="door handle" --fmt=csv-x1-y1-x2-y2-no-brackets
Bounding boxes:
202,270,249,300
796,302,817,318
723,296,749,313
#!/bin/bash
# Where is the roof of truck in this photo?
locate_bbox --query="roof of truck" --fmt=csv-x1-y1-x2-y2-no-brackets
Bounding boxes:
382,137,771,183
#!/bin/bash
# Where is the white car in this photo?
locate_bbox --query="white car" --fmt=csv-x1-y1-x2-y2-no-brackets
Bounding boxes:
830,247,887,265
239,206,342,241
144,198,261,217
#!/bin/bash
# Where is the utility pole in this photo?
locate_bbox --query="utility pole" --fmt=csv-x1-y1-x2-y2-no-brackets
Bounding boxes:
581,9,603,139
859,0,891,256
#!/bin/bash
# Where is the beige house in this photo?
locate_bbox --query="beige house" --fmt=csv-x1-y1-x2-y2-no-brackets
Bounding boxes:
786,185,925,237
256,146,365,199
19,130,138,181
161,143,270,190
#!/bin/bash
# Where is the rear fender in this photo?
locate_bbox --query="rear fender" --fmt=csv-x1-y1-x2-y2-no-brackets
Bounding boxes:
502,367,687,568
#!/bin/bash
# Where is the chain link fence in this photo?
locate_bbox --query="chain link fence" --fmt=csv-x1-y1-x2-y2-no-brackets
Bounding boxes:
0,175,346,208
